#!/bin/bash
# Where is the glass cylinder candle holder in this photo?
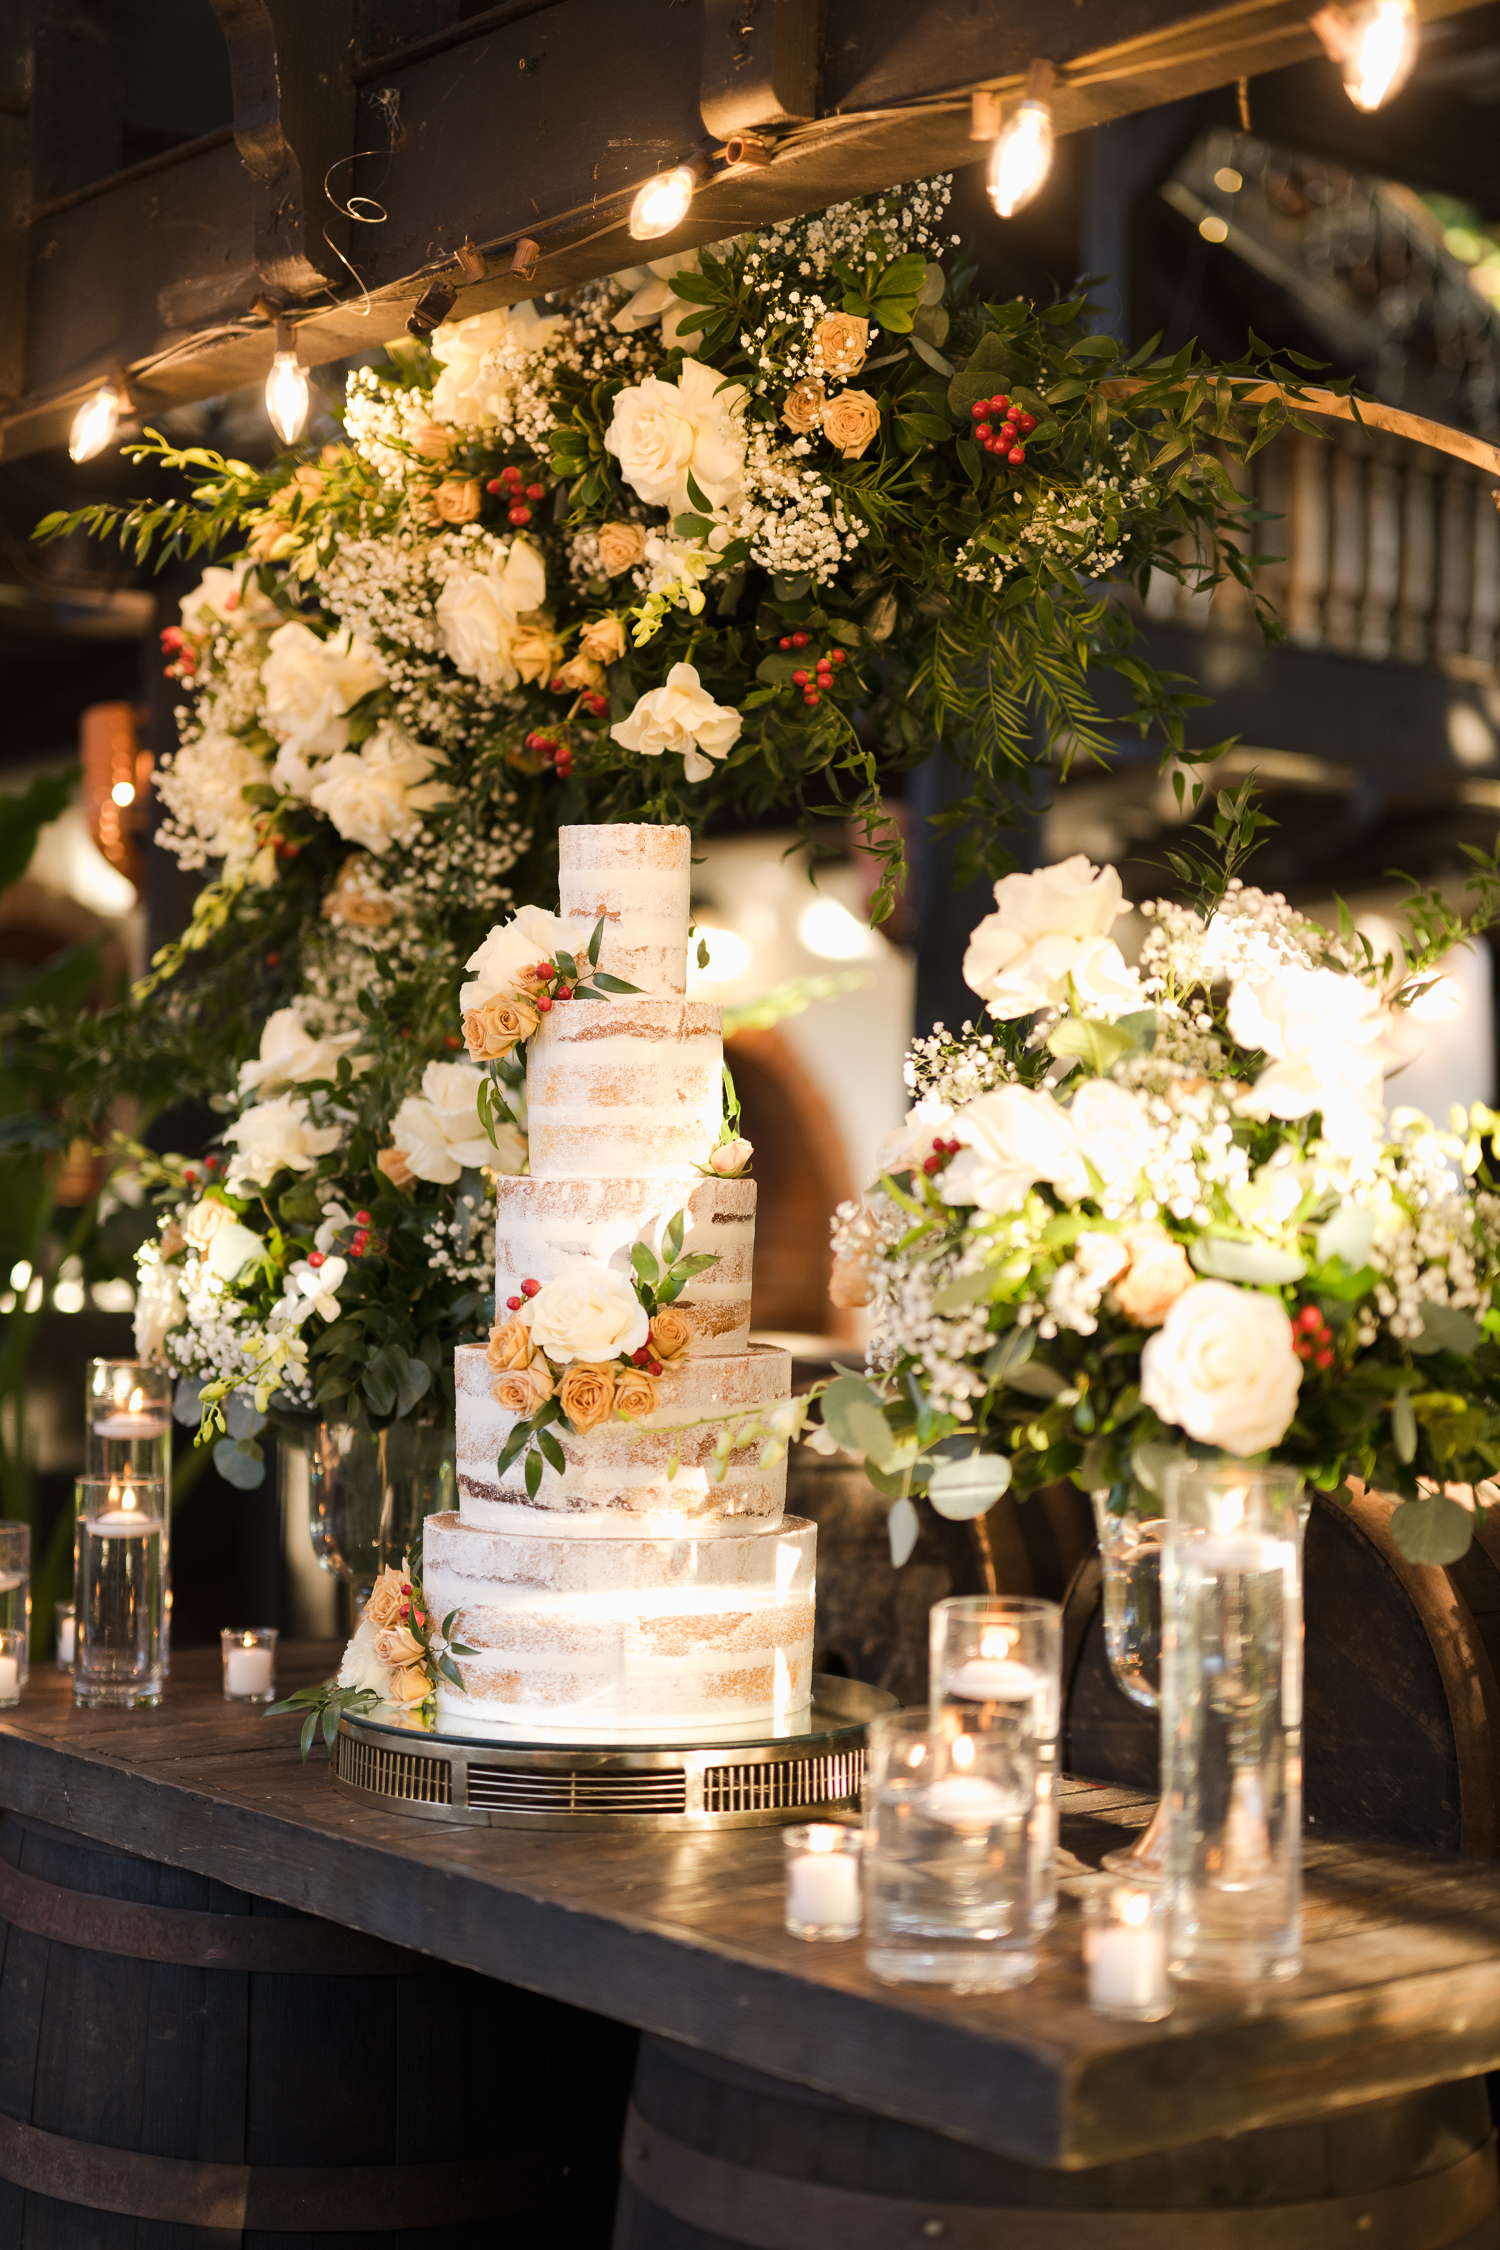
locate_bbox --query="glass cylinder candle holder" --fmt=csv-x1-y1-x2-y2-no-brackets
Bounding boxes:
864,1708,1038,1990
1083,1883,1173,2021
1163,1460,1306,1984
74,1475,166,1711
0,1627,24,1705
930,1596,1061,1932
0,1523,30,1678
221,1628,278,1703
86,1361,172,1485
55,1601,76,1672
783,1823,862,1940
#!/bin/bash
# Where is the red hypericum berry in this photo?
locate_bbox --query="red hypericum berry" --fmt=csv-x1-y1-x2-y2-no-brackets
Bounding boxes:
555,758,573,778
537,961,555,977
792,669,809,686
1316,1347,1334,1369
1294,1339,1311,1359
1008,446,1026,465
632,1346,649,1367
1297,1305,1321,1332
265,951,280,966
354,1210,371,1225
804,690,820,705
998,424,1017,445
582,691,608,717
556,984,572,1001
178,651,197,672
1015,411,1036,434
779,635,792,649
203,1155,219,1172
501,464,522,485
351,1235,369,1258
970,401,987,419
816,662,833,679
536,994,553,1012
506,1294,523,1311
160,626,185,651
991,395,1009,414
162,665,176,678
549,675,570,694
791,631,809,647
308,1250,326,1269
486,478,502,494
183,1167,198,1184
521,1277,540,1297
508,504,532,525
649,1359,662,1377
975,422,993,441
526,482,545,500
830,648,845,664
444,1032,461,1049
922,1154,941,1175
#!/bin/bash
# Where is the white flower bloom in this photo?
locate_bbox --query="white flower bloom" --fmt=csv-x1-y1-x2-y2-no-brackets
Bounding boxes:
309,723,456,854
179,564,278,637
239,1008,363,1097
610,662,741,783
1064,1079,1155,1202
204,1219,265,1284
611,251,702,345
522,1265,648,1364
389,1062,493,1184
261,623,385,789
314,1203,352,1254
1139,1280,1302,1456
604,358,748,518
154,730,271,873
460,901,577,1012
436,544,548,688
962,856,1142,1019
133,1254,183,1359
223,1096,343,1187
429,303,564,427
940,1085,1086,1213
1227,966,1404,1147
337,1613,392,1696
284,1254,348,1323
876,1097,955,1175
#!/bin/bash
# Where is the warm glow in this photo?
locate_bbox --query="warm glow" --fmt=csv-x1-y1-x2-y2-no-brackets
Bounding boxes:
111,780,136,806
128,1388,144,1414
1343,0,1419,110
70,383,123,463
8,1261,31,1291
1199,213,1229,244
805,1824,843,1854
798,898,871,960
951,1732,976,1770
906,1740,928,1769
1220,1486,1247,1531
979,1627,1016,1660
1114,1887,1152,1927
1410,975,1465,1023
629,166,697,242
121,1483,137,1513
1213,166,1243,193
987,100,1054,219
692,925,752,982
266,350,311,444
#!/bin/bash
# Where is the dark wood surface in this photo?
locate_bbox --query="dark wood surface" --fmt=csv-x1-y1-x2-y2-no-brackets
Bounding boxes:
7,1646,1500,2172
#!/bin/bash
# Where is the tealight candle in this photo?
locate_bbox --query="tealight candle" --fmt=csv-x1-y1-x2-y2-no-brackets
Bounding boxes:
92,1409,170,1440
944,1656,1040,1703
221,1629,278,1702
1084,1885,1172,2021
56,1606,76,1669
783,1823,862,1940
0,1656,17,1703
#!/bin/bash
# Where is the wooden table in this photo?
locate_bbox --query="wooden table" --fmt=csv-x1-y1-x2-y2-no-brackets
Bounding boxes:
4,1643,1500,2172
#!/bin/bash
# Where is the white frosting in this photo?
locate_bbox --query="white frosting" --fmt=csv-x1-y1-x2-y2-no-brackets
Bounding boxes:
559,822,690,997
526,999,722,1180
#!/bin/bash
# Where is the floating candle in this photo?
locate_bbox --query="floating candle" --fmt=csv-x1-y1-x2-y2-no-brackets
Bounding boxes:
944,1657,1040,1703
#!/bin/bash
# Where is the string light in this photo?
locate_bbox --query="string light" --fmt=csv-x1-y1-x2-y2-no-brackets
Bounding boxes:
1310,0,1420,111
986,62,1056,219
265,318,310,445
69,372,129,463
629,153,712,242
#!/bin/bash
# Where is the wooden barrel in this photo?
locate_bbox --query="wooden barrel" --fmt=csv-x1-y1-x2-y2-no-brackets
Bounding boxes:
0,1811,637,2245
1064,1486,1500,1853
613,2035,1500,2249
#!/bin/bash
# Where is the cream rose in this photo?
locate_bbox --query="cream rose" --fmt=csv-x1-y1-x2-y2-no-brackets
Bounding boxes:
428,302,564,427
707,1137,753,1177
239,1008,363,1097
604,358,747,518
579,614,627,664
962,856,1142,1020
611,250,701,344
461,902,574,1013
182,1196,233,1252
436,542,548,688
611,662,741,784
875,1096,956,1175
597,522,647,576
939,1085,1086,1215
1063,1079,1155,1203
523,1266,648,1364
1139,1280,1302,1455
261,622,385,772
337,1615,392,1696
203,1218,265,1283
781,378,826,434
812,313,870,376
435,478,482,524
388,1062,493,1184
309,725,456,855
179,564,278,638
1114,1224,1194,1327
820,389,881,459
222,1096,342,1187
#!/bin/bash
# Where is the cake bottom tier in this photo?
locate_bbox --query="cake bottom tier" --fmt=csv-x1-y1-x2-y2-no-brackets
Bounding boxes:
424,1509,815,1731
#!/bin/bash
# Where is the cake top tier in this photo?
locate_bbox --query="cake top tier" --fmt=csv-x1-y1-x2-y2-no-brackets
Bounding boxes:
559,823,690,998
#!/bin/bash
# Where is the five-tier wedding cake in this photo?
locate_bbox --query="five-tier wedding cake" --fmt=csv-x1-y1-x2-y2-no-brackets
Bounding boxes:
421,823,815,1734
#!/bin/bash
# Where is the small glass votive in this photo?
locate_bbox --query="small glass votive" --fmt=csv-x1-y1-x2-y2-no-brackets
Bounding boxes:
55,1602,76,1671
0,1522,31,1662
74,1475,166,1710
85,1361,172,1485
930,1596,1062,1934
1083,1883,1173,2022
221,1628,278,1702
0,1627,25,1705
783,1823,862,1940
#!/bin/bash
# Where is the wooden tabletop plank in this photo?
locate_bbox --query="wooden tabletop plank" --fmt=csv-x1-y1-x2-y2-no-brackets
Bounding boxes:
5,1646,1500,2169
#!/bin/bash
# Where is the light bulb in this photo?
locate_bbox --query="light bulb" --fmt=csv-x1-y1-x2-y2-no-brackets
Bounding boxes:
629,165,698,242
69,381,123,463
111,780,135,806
266,349,311,444
986,99,1055,219
1342,0,1418,109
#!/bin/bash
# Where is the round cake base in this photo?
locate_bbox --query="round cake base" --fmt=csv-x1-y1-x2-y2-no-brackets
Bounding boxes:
332,1674,895,1831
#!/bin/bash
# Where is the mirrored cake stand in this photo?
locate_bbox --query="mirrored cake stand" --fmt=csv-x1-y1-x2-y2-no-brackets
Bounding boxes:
334,1674,896,1831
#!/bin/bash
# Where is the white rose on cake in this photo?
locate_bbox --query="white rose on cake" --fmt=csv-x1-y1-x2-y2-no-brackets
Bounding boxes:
605,358,747,518
309,724,456,854
611,663,741,783
337,1613,393,1698
429,302,564,427
1139,1280,1302,1456
963,856,1142,1019
388,1063,494,1184
261,623,385,786
436,541,549,688
940,1085,1086,1214
461,902,578,1011
223,1096,343,1187
523,1266,649,1364
239,1008,363,1096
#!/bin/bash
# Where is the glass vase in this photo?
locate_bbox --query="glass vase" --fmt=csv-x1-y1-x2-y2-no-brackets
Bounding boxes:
1089,1489,1169,1879
1162,1460,1306,1984
303,1418,455,1611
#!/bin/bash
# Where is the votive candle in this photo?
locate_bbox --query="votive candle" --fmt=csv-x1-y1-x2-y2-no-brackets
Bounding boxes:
784,1823,862,1940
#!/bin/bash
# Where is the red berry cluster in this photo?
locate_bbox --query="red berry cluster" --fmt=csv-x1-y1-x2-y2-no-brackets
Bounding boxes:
397,1581,427,1629
484,464,547,525
1293,1304,1335,1371
160,623,197,680
524,728,573,780
921,1134,963,1177
505,1275,544,1313
631,1343,666,1376
969,394,1036,466
182,1154,225,1188
778,630,847,707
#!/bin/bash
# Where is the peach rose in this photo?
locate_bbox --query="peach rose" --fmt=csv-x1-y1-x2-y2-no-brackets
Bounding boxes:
579,614,626,664
364,1566,406,1631
511,618,565,685
1114,1224,1194,1328
820,389,881,459
829,1255,876,1309
486,1317,534,1373
463,994,540,1061
649,1307,692,1362
559,1361,616,1433
435,478,482,524
376,1146,414,1188
708,1138,752,1177
322,856,397,929
388,1661,431,1705
553,651,605,692
409,419,454,461
373,1623,424,1669
614,1366,659,1420
812,314,869,376
183,1197,232,1251
248,517,291,563
597,521,646,576
781,378,826,434
494,1362,555,1415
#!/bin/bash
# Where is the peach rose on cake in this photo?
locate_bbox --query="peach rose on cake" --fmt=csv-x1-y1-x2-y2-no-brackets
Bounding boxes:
558,1362,617,1433
387,1662,432,1706
493,1363,555,1415
486,1317,534,1374
461,903,575,1014
462,994,540,1062
364,1566,407,1632
648,1307,692,1362
614,1366,660,1420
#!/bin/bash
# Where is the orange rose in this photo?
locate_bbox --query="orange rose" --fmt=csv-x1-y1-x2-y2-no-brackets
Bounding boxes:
649,1307,692,1362
463,994,539,1061
1113,1225,1194,1328
614,1366,659,1420
376,1146,414,1189
511,618,564,685
364,1566,406,1631
373,1623,424,1669
597,521,646,576
829,1255,876,1309
486,1317,533,1373
435,478,482,523
388,1661,431,1705
781,378,826,434
494,1363,555,1415
811,314,869,376
553,651,605,692
409,419,454,461
558,1362,616,1433
820,389,881,459
579,615,626,664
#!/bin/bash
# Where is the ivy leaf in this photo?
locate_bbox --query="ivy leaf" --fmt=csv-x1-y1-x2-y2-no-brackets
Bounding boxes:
1410,1304,1484,1357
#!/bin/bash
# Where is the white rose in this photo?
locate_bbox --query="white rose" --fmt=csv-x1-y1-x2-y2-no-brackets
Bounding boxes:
610,662,741,784
1227,966,1398,1146
429,302,563,427
261,623,385,774
223,1096,343,1187
460,901,577,1012
389,1062,494,1184
604,358,747,518
204,1219,265,1284
1139,1280,1302,1456
180,563,278,637
436,543,549,687
239,1008,363,1097
522,1265,649,1364
611,250,702,349
963,856,1142,1019
133,1255,183,1359
309,724,456,854
1063,1079,1155,1202
875,1097,955,1175
939,1085,1086,1214
337,1614,393,1695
